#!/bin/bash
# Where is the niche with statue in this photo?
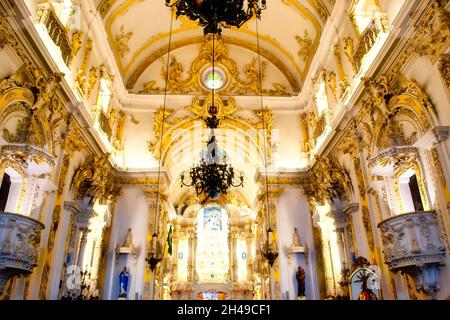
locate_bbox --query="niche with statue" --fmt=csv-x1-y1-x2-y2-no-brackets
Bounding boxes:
114,228,139,299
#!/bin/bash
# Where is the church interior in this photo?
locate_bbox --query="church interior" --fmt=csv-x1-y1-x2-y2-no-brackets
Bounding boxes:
0,0,449,301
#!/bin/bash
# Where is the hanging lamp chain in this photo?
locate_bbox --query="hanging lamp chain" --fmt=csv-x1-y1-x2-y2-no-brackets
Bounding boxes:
255,17,277,267
148,9,174,271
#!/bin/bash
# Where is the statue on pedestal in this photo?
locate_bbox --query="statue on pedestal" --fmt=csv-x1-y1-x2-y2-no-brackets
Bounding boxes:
296,266,306,298
119,266,129,299
292,228,302,247
122,228,134,249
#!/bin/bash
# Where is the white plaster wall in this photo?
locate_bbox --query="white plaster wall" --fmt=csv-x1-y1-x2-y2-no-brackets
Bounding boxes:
276,187,320,300
405,56,450,127
0,50,19,80
272,113,304,169
121,111,155,170
104,186,149,300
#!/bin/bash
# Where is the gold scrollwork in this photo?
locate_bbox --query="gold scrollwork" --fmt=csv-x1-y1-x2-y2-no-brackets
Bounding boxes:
140,35,289,96
148,92,272,162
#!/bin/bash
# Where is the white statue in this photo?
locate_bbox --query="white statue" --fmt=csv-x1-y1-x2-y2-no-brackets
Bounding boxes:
292,228,302,247
122,228,134,248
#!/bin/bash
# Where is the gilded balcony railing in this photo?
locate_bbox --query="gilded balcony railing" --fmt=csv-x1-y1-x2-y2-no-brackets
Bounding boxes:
354,14,389,73
99,110,113,140
35,3,73,65
0,212,45,294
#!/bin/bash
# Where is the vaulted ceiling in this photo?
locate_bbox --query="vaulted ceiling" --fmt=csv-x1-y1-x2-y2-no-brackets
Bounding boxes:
96,0,334,96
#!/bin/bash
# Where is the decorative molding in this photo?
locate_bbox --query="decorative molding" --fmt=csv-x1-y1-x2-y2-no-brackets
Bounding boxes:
127,35,301,93
139,35,290,96
378,211,446,297
114,25,133,58
0,212,45,295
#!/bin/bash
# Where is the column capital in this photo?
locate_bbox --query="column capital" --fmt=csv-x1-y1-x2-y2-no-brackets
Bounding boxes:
433,126,449,143
64,201,81,216
343,203,360,215
142,185,167,202
254,170,306,188
75,208,93,227
330,209,351,226
413,126,449,150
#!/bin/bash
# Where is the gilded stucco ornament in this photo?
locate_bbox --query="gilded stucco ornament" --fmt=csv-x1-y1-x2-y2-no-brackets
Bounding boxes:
69,30,83,66
35,3,73,65
414,1,450,64
362,206,375,251
326,71,337,101
75,39,94,97
114,25,133,58
304,156,352,205
148,93,273,161
309,0,329,23
308,111,326,142
353,13,389,72
438,54,450,92
0,69,63,174
71,154,113,204
295,30,312,62
87,67,99,98
343,37,356,71
363,75,391,119
140,35,289,96
99,0,115,17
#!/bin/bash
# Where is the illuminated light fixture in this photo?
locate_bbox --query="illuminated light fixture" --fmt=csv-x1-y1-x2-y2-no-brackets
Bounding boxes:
180,35,244,202
261,227,278,267
249,15,278,268
145,13,176,276
165,0,267,35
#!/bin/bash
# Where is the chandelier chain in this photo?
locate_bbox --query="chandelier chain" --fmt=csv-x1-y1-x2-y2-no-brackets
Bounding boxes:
255,18,271,232
154,11,175,237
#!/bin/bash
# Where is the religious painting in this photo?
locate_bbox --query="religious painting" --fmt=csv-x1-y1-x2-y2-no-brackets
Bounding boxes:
203,206,223,231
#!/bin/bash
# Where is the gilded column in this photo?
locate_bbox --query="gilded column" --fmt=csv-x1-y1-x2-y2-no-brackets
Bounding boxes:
142,184,166,300
97,186,122,297
57,202,81,298
76,227,90,269
228,227,234,283
170,222,180,283
38,120,88,299
245,223,254,282
231,227,238,283
354,130,396,299
256,181,284,300
187,227,196,283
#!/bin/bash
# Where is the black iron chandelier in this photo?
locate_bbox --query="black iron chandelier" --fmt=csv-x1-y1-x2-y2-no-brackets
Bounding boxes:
261,227,278,267
180,103,244,200
165,0,267,35
152,0,277,274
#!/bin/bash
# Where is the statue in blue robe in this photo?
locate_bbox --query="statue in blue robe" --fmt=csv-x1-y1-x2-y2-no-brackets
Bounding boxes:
119,266,129,298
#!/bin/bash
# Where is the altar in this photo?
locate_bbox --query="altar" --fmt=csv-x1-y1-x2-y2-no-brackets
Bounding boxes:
165,204,260,300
